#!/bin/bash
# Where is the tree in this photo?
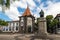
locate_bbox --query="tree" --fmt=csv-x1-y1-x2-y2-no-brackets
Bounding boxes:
0,0,19,12
50,19,58,33
46,15,53,33
0,0,10,11
46,15,58,34
0,19,8,26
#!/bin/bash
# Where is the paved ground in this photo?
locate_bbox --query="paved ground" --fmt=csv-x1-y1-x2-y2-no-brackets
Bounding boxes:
0,34,60,40
0,34,34,40
0,34,20,40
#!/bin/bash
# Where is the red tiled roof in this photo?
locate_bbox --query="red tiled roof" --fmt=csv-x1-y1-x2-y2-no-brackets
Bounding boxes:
22,7,32,16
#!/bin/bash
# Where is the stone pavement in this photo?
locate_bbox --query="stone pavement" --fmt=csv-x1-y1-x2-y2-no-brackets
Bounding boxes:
0,34,60,40
0,34,34,40
31,34,60,40
0,34,20,40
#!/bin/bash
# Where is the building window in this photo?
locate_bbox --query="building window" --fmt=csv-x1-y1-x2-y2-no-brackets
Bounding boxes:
9,27,11,31
16,26,18,30
6,28,8,31
16,23,19,26
3,27,5,31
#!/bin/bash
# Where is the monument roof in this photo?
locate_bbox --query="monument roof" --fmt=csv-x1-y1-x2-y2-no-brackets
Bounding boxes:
22,7,32,16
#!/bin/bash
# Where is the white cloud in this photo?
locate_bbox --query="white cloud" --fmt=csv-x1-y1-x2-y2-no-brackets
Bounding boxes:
12,0,36,9
11,0,60,19
13,1,27,8
1,0,60,21
2,0,36,20
12,0,60,20
0,0,21,20
45,2,60,17
36,0,60,18
27,0,36,7
5,4,20,20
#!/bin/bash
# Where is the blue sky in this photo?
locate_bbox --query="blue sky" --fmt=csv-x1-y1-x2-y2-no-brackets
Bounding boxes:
0,0,60,21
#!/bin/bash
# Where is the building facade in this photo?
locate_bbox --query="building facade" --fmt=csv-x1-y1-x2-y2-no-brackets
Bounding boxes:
2,7,35,33
19,7,35,33
55,14,60,34
2,21,19,33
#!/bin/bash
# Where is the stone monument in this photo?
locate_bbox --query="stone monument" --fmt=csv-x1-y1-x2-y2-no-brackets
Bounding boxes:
32,10,48,40
37,10,47,35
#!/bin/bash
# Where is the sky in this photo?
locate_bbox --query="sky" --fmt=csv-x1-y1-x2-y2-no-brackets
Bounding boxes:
0,0,60,21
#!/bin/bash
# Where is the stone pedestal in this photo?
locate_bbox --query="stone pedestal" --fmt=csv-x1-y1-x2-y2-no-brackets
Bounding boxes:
38,17,47,35
33,17,48,40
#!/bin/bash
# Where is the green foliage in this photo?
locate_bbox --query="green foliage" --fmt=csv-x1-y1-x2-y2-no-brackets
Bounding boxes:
46,15,58,33
52,19,58,26
49,19,58,27
0,0,20,12
46,15,53,20
46,15,53,27
0,0,19,12
0,0,10,12
6,0,10,8
0,19,8,26
0,0,4,5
